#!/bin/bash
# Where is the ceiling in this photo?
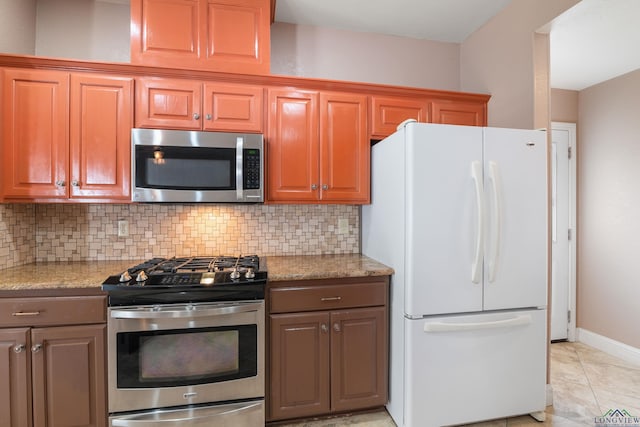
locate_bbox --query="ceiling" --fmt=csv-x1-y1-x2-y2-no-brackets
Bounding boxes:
274,0,640,91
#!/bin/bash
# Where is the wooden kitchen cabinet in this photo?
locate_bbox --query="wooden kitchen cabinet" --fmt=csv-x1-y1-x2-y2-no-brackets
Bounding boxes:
130,0,270,75
2,69,69,199
370,94,488,140
431,98,487,126
267,88,369,203
268,277,389,422
2,68,133,202
370,95,429,139
136,76,263,132
0,296,107,427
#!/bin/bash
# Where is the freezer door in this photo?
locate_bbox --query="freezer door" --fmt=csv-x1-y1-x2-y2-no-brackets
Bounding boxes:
483,128,548,310
405,123,484,317
404,310,547,427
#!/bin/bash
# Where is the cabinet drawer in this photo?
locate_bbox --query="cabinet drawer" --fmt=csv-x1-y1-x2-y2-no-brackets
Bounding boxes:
0,296,106,327
270,282,387,314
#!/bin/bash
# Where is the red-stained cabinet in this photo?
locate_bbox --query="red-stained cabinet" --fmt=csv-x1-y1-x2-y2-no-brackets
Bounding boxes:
136,76,263,132
267,88,369,204
2,68,132,202
130,0,270,75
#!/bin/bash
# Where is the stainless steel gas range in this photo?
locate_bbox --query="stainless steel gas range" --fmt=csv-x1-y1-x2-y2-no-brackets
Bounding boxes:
101,255,267,427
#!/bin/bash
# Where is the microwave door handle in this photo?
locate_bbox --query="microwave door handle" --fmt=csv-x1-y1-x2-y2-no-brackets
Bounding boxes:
236,136,244,201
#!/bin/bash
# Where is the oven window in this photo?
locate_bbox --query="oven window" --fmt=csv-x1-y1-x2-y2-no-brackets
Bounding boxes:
116,325,257,388
135,146,235,190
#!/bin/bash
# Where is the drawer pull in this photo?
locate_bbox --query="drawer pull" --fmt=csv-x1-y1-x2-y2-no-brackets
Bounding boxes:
320,297,342,302
12,311,41,317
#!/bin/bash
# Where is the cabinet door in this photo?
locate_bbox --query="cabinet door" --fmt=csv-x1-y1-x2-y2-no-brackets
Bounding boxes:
136,77,202,129
431,99,487,126
31,324,106,427
0,328,31,427
320,92,369,203
267,89,320,202
330,307,387,412
70,74,133,200
269,312,330,421
370,96,429,139
205,0,270,74
130,0,201,68
203,82,263,132
2,69,69,199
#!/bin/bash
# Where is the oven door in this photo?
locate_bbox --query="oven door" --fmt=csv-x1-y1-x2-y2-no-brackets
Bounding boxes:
107,301,264,413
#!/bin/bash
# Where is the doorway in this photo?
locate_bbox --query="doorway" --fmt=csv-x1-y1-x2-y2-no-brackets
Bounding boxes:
550,122,577,341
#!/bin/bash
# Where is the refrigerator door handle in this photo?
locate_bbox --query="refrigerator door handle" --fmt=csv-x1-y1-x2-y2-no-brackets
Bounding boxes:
423,314,532,332
488,161,502,283
471,161,484,283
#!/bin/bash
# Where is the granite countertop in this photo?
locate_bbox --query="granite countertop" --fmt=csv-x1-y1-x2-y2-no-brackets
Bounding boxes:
266,254,393,282
0,255,393,292
0,260,137,292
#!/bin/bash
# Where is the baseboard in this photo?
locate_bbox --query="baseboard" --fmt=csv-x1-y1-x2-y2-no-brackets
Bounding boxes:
577,328,640,366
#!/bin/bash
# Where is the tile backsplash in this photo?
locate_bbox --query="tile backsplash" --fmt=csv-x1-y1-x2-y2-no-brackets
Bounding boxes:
0,204,36,269
26,204,360,262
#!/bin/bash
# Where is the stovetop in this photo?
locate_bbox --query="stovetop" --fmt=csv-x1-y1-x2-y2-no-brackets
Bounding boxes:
102,255,267,306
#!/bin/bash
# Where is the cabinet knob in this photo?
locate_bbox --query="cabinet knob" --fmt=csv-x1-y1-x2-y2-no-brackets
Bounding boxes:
55,180,66,187
31,344,42,353
333,323,341,332
311,184,318,190
322,184,329,190
13,344,25,353
206,114,212,120
321,323,329,333
71,180,80,187
193,113,201,120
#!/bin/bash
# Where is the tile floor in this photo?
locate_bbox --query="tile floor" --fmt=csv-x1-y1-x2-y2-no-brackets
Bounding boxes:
277,341,640,426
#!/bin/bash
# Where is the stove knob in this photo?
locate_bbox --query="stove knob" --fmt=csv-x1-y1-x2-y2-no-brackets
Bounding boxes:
230,268,241,280
245,268,255,279
119,271,132,282
136,271,148,282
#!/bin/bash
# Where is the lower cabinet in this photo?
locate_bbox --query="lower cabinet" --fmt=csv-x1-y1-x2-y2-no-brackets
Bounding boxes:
0,296,107,427
267,277,388,422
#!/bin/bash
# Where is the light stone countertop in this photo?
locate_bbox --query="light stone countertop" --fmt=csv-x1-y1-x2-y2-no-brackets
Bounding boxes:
0,255,393,292
266,254,393,282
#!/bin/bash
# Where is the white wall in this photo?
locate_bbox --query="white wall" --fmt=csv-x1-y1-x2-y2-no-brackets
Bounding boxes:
35,0,129,62
460,0,579,128
577,69,640,349
0,0,37,55
271,22,460,91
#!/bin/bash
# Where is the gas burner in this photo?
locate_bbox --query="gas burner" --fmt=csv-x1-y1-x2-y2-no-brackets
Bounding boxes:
102,255,267,306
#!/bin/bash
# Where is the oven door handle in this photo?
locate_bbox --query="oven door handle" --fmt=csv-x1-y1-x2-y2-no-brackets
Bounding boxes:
111,401,263,426
110,302,263,319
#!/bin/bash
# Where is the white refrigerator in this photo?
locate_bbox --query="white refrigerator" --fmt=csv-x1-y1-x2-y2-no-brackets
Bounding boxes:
362,122,548,427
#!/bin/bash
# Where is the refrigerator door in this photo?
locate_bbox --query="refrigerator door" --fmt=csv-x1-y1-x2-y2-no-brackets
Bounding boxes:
404,123,484,317
404,309,547,427
483,128,548,310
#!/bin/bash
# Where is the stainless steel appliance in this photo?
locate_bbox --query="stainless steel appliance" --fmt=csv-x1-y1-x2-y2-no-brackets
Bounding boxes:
102,256,267,427
132,128,264,203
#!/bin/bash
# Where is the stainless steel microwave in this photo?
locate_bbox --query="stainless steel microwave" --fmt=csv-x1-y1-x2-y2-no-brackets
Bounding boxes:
132,128,264,203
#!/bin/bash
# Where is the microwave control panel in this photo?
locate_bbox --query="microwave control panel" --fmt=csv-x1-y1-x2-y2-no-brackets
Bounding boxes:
243,149,262,190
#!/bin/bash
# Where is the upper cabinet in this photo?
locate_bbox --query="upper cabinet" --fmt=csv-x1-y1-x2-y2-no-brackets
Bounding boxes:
130,0,270,75
2,68,133,202
267,88,369,204
370,93,488,140
136,76,263,132
370,96,429,139
430,98,487,127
